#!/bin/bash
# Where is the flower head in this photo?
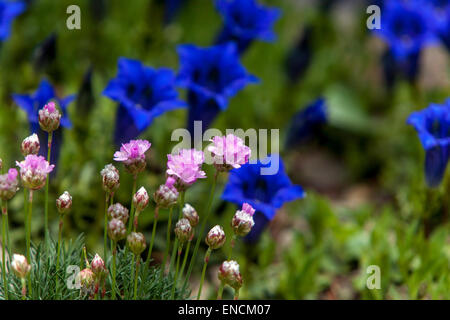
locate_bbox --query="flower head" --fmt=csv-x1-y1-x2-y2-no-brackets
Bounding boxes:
11,254,30,279
113,139,151,175
407,99,450,187
182,203,199,227
21,133,40,156
16,155,54,190
205,225,226,250
77,268,95,294
38,101,61,132
107,203,129,223
208,134,251,172
177,43,258,133
108,218,127,242
215,0,281,53
133,187,149,213
154,177,179,208
0,168,19,201
90,254,107,279
231,202,255,236
218,260,242,290
166,149,206,190
222,156,305,242
100,164,120,195
127,232,147,255
174,218,194,243
56,191,72,215
103,57,185,145
0,0,26,41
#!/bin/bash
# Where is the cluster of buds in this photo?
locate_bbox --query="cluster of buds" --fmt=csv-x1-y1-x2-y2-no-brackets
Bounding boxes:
38,101,61,132
11,254,31,279
205,225,226,250
174,218,194,243
0,168,19,201
154,177,179,209
100,164,120,196
108,218,127,242
218,260,243,291
16,155,54,190
182,203,199,227
127,232,147,256
107,203,129,223
21,134,40,156
113,139,151,176
231,203,255,237
56,191,72,215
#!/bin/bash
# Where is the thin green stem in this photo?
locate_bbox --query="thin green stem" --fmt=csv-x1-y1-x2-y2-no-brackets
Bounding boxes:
169,191,185,273
26,189,33,297
55,216,63,297
145,206,158,270
2,201,8,300
217,283,224,300
103,194,109,262
5,203,10,257
179,240,191,278
133,257,139,300
44,131,53,246
111,241,117,300
127,176,137,235
197,247,212,300
161,207,173,271
228,234,237,260
183,172,218,291
170,243,183,300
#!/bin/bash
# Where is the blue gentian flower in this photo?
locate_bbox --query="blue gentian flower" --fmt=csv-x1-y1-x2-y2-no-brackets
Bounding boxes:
222,156,305,242
177,43,258,134
13,79,75,166
215,0,281,54
285,98,327,148
0,0,25,41
407,99,450,187
422,0,450,50
103,57,185,145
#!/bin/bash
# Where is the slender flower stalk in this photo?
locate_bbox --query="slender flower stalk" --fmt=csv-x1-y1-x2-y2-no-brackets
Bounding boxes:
26,189,33,295
171,218,193,298
179,240,191,279
1,200,8,299
197,247,211,300
101,163,120,261
217,283,225,300
55,191,72,296
146,206,159,268
171,243,184,300
55,215,63,295
169,191,185,272
127,232,146,300
43,131,52,245
103,195,109,261
108,218,126,299
111,240,117,300
127,176,137,234
133,258,140,300
162,207,173,271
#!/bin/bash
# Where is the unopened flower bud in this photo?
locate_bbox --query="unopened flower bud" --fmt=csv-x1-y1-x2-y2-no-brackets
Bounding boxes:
127,232,147,255
0,168,19,201
21,133,40,156
133,187,149,213
174,218,194,243
153,177,179,209
56,191,72,215
205,225,226,250
107,203,129,223
108,218,126,242
218,260,243,290
90,254,107,278
11,254,31,279
100,164,120,195
231,203,255,236
38,101,61,132
182,203,199,227
77,268,95,293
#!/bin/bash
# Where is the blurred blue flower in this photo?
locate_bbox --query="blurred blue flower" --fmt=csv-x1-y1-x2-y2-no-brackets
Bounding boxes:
284,25,313,83
13,79,75,165
0,0,26,41
215,0,281,53
375,1,436,60
407,99,450,187
222,155,305,242
423,0,450,50
285,98,327,148
177,43,258,134
103,57,185,145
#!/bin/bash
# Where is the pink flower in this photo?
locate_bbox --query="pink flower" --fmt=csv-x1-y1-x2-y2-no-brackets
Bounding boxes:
16,155,54,190
38,101,61,132
166,149,206,189
113,139,151,175
241,203,255,216
207,134,251,171
0,168,19,201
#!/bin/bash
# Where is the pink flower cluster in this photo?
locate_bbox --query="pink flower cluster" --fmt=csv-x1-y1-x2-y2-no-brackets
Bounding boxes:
0,168,19,201
114,139,151,175
166,149,206,190
208,134,251,171
16,155,54,190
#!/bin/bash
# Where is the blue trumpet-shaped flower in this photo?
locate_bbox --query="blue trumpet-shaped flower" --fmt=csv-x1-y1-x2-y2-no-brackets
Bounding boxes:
215,0,281,54
177,43,258,134
285,98,327,148
13,79,75,165
422,0,450,50
222,155,305,242
407,99,450,187
103,57,185,145
0,0,25,41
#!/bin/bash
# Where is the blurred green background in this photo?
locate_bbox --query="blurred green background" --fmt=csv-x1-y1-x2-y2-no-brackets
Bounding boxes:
0,0,449,299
